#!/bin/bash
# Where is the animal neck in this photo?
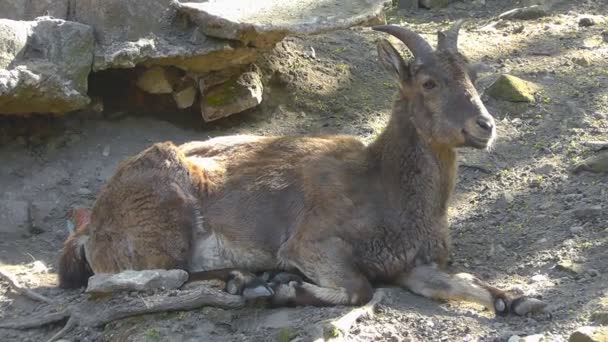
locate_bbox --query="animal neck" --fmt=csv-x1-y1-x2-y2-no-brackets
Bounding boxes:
367,98,458,217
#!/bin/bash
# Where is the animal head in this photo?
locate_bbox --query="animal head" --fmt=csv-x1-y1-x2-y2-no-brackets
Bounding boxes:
374,21,496,150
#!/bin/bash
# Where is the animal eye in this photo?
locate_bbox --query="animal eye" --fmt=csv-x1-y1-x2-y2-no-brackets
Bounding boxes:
422,80,437,90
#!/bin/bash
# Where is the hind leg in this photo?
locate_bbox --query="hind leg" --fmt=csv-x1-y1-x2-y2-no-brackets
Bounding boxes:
273,238,374,307
395,264,547,316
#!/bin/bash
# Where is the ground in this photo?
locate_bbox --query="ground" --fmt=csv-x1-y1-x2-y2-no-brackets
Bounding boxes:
1,0,607,341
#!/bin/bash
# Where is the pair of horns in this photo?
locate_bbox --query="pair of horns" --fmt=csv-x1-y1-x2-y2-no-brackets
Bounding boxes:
373,20,465,59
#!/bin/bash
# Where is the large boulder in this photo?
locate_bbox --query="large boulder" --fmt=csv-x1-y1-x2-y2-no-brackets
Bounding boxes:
0,17,94,114
0,0,69,21
175,0,390,48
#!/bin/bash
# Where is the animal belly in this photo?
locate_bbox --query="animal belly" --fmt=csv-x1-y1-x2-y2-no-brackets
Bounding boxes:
188,232,278,272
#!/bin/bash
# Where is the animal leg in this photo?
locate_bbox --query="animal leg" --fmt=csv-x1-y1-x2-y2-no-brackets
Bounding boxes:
274,240,374,307
396,265,547,316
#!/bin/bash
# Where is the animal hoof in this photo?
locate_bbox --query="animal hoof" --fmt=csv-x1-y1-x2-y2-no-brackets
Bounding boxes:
511,297,548,316
243,284,275,299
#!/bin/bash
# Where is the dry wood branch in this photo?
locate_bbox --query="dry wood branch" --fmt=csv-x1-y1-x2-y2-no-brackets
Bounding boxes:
322,290,385,341
0,269,54,304
0,286,245,342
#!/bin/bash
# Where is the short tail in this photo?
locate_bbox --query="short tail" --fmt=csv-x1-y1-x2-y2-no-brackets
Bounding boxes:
58,209,93,289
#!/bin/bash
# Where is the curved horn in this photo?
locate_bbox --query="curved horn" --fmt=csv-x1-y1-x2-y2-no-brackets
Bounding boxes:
372,25,433,60
437,19,466,51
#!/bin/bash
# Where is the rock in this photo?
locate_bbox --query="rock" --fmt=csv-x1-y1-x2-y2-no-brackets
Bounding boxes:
102,145,111,157
419,0,449,8
573,152,608,174
569,226,584,234
172,78,197,109
572,205,602,222
174,0,390,48
573,57,591,67
201,69,263,122
499,6,548,20
591,311,608,326
569,326,608,342
556,260,584,275
85,269,189,294
530,274,548,283
582,141,608,151
0,0,69,20
520,334,546,342
0,17,94,114
486,74,539,102
136,66,180,94
0,199,29,235
579,17,596,27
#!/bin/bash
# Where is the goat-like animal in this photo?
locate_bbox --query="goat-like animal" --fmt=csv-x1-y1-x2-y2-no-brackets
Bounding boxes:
59,22,538,315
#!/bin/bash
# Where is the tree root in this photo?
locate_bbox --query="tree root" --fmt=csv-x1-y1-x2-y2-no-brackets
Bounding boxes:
0,269,54,304
0,286,245,342
321,290,385,341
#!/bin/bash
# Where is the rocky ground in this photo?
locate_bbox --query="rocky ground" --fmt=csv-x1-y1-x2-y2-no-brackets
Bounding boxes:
1,0,608,341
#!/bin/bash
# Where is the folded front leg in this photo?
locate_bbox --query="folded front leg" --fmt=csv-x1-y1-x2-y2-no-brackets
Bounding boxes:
395,265,547,316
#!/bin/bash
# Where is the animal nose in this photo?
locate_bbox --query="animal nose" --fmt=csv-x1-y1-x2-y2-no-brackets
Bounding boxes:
476,117,494,132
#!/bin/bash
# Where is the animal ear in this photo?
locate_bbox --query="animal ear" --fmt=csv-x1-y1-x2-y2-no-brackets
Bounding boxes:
377,39,410,84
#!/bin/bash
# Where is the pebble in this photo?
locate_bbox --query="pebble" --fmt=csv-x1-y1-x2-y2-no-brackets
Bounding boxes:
102,145,111,157
530,274,548,283
578,17,595,27
572,56,591,67
569,226,584,234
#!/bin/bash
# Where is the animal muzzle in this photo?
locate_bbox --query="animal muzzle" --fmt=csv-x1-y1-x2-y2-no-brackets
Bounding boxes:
463,114,496,149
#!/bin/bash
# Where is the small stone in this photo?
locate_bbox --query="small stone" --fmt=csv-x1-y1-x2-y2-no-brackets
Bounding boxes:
521,334,545,342
578,17,595,27
587,269,600,277
201,69,263,122
486,74,539,102
102,145,111,157
591,311,608,325
572,205,602,222
570,226,584,234
77,187,92,196
531,274,548,283
573,152,608,174
499,6,548,20
572,57,591,67
86,269,189,294
556,260,583,275
569,326,608,342
535,164,555,175
537,238,548,244
172,78,197,109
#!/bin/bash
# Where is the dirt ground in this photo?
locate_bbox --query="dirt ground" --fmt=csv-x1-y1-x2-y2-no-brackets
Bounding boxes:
1,0,607,341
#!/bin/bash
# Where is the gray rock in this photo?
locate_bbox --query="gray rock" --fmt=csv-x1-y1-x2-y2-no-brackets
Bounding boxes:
569,226,584,234
0,17,93,114
572,205,602,221
573,56,591,67
201,69,263,122
569,326,608,342
573,152,608,174
0,199,29,235
579,17,596,27
556,260,583,275
86,269,189,294
175,0,390,48
0,0,69,20
499,6,548,20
